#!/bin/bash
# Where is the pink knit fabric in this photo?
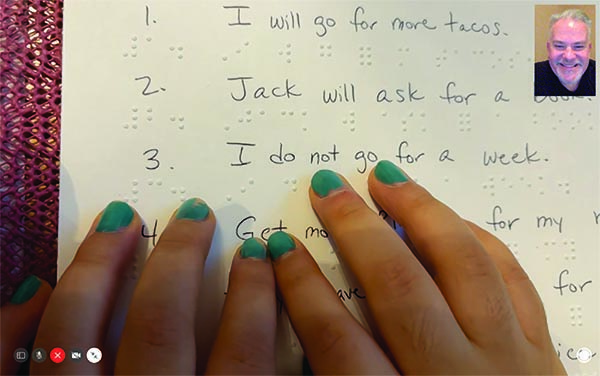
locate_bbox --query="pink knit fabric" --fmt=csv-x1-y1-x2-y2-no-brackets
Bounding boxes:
1,0,62,304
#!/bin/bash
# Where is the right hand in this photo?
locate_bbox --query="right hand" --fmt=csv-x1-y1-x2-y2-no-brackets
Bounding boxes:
267,163,566,374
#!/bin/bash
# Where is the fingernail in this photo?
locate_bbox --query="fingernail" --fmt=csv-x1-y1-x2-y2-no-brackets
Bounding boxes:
11,276,42,304
374,160,408,185
267,231,296,260
176,198,210,221
311,169,344,198
240,238,266,259
96,201,134,232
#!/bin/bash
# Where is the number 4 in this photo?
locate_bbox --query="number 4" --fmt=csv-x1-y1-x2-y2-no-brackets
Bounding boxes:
141,219,158,246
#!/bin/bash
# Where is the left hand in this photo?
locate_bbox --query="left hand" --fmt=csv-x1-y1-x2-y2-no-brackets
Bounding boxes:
0,276,52,375
29,198,276,375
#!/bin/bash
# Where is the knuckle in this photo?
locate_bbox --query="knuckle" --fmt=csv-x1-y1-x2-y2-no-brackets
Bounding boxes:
280,266,309,290
400,185,436,214
376,259,423,303
241,272,274,291
502,265,548,322
155,235,208,261
74,248,118,275
75,252,111,270
459,243,497,280
335,201,369,223
323,190,371,224
482,292,514,325
408,305,444,357
312,320,348,356
223,332,273,372
502,262,531,288
156,232,192,251
126,307,189,348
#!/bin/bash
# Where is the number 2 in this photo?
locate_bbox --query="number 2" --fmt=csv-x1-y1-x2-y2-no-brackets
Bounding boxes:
135,76,166,96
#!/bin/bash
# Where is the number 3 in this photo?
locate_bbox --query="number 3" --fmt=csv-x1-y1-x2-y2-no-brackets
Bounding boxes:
143,148,160,170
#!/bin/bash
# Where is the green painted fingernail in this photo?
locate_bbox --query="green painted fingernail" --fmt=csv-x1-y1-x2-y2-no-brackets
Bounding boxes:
374,160,408,185
176,198,210,221
311,169,344,197
240,238,266,259
267,231,296,259
96,201,134,232
11,276,41,304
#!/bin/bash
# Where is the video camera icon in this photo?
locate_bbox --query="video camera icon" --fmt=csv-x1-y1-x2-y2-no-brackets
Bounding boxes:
70,349,83,362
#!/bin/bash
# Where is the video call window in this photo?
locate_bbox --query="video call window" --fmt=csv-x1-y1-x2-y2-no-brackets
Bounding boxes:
534,5,596,96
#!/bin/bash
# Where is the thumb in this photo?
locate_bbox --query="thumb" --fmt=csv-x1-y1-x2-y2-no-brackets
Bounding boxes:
1,276,52,375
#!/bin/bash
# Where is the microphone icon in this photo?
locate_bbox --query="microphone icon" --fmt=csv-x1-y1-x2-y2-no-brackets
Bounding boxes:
32,348,47,362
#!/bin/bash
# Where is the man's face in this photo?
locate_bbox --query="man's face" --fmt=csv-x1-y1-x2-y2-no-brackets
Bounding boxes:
547,18,592,91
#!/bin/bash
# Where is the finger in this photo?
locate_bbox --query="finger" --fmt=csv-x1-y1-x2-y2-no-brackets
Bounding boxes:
367,161,524,348
468,222,566,374
206,238,276,375
380,213,422,268
31,201,141,375
1,277,52,375
116,198,216,375
466,221,551,346
309,170,469,373
267,231,397,375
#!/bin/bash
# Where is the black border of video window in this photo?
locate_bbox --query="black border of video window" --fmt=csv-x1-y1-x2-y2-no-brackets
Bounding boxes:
534,4,596,97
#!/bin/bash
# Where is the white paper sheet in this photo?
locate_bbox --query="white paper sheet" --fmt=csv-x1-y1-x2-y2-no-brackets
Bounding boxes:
60,1,599,373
